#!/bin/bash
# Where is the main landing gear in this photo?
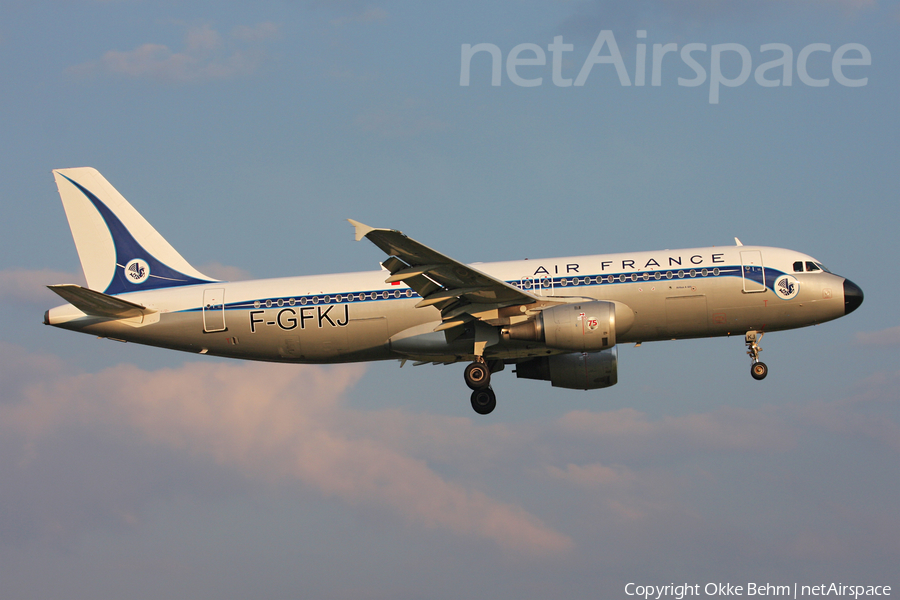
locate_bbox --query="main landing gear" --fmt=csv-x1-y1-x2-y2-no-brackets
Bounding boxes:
464,361,490,390
464,359,496,415
470,387,497,415
746,330,768,380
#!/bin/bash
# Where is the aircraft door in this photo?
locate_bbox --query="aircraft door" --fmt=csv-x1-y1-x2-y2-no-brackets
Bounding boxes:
740,251,766,293
203,288,226,332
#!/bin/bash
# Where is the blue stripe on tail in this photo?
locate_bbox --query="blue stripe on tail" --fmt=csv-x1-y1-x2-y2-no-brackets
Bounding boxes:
60,174,215,295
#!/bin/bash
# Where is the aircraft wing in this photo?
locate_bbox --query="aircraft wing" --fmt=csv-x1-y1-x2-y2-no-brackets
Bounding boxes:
48,284,150,320
349,220,541,332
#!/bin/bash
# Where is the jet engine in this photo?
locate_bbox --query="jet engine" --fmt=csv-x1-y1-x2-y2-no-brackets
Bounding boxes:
514,348,618,390
504,301,633,352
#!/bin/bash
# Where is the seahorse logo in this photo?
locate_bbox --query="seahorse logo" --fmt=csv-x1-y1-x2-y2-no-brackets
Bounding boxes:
774,274,799,300
124,258,150,284
778,278,794,296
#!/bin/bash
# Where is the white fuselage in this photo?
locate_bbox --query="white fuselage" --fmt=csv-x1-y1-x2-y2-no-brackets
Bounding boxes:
46,244,853,364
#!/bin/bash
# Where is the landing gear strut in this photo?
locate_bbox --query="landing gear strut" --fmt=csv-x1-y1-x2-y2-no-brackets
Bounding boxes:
746,330,768,380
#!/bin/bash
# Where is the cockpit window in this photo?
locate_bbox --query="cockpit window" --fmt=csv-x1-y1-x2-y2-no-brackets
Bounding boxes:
802,261,833,273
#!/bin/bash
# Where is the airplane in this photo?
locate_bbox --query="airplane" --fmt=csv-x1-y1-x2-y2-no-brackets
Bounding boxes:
44,167,864,415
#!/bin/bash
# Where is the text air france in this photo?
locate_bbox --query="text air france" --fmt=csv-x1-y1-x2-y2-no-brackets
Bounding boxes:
460,30,871,103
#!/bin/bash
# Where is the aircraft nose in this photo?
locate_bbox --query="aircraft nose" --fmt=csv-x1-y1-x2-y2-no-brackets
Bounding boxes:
843,279,864,315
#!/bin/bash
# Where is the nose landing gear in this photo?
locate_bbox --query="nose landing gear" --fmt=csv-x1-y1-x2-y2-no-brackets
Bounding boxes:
746,330,768,380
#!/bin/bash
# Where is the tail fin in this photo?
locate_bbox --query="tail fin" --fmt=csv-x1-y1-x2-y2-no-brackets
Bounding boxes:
53,167,216,294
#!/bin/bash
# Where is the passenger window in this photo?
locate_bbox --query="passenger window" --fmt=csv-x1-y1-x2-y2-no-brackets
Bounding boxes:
806,261,820,272
793,261,804,273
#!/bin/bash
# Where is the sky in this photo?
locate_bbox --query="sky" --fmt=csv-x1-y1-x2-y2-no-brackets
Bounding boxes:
0,1,898,599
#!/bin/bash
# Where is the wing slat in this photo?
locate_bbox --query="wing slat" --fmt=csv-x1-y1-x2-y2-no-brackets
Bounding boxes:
384,264,443,284
348,220,539,325
415,287,482,308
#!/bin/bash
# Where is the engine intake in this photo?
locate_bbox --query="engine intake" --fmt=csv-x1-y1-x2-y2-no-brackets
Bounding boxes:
505,301,633,352
515,348,618,390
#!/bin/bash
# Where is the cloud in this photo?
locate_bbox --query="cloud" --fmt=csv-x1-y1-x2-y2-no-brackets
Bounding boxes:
856,325,900,346
68,23,280,83
0,266,249,304
556,405,797,458
0,347,571,556
196,261,252,282
0,269,85,304
547,461,637,489
792,370,900,452
2,340,898,582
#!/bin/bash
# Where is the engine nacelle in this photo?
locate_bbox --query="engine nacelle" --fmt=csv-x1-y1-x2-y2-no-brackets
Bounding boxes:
505,301,633,352
515,348,618,390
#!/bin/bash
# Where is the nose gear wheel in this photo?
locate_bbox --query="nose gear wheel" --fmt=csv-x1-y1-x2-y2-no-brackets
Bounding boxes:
745,330,768,380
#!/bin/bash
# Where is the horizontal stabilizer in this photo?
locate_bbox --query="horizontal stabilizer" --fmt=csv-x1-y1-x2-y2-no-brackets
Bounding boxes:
47,284,149,319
